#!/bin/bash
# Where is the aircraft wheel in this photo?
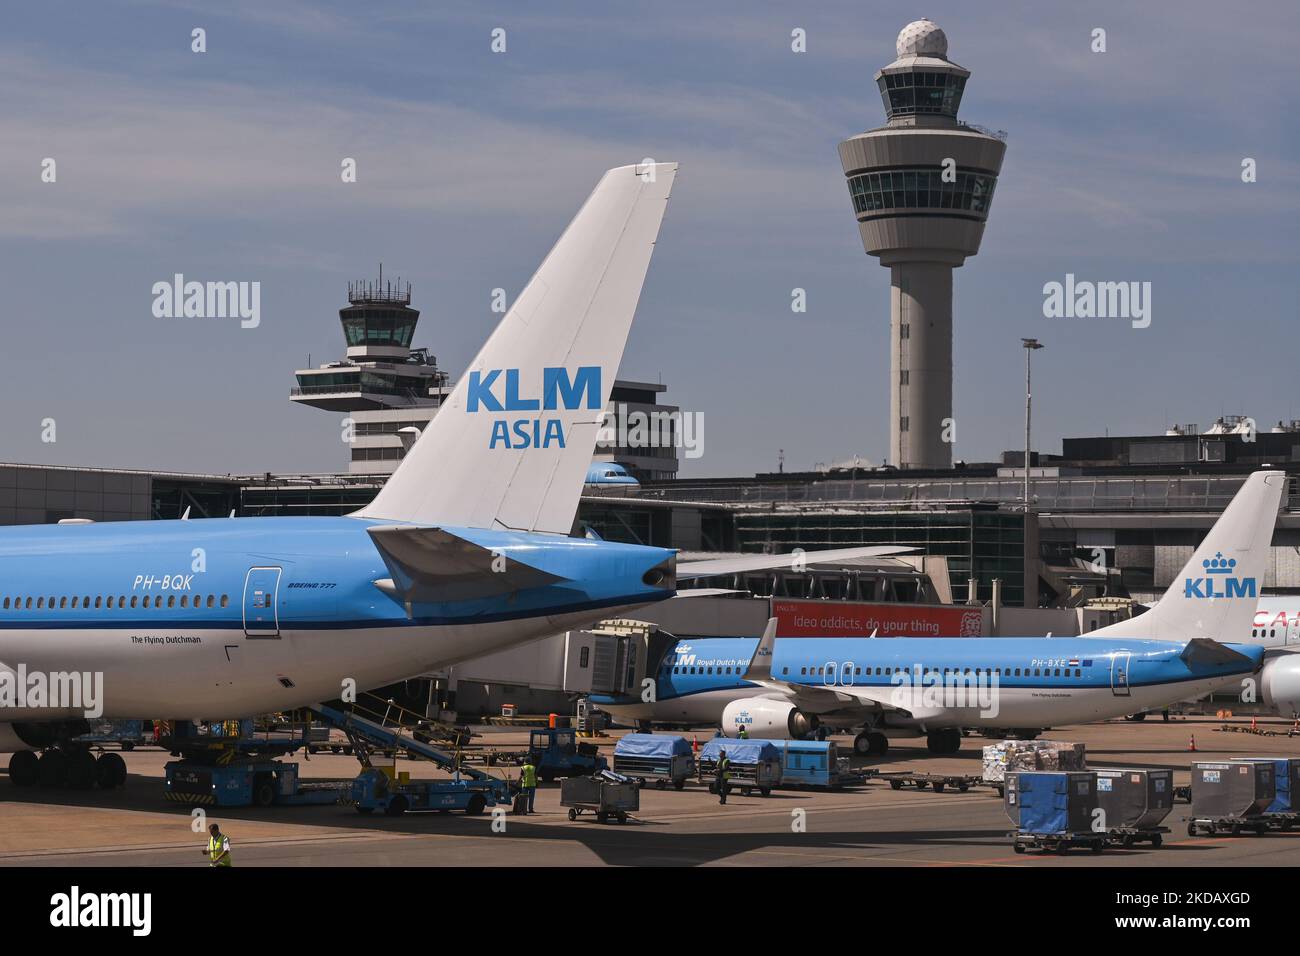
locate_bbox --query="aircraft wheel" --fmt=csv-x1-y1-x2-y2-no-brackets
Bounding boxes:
66,750,98,790
96,752,127,789
8,751,39,787
37,750,68,788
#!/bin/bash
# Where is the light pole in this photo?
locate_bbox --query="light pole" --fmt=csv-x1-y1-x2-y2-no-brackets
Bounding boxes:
1021,338,1044,511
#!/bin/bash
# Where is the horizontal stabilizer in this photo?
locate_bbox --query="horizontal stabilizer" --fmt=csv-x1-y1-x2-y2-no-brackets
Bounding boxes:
678,546,914,580
1179,638,1254,667
367,525,564,603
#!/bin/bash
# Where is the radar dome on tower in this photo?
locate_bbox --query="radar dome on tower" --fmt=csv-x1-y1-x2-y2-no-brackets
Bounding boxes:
896,18,948,58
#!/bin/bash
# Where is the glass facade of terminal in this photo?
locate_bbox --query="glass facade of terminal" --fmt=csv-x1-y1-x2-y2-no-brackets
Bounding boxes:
848,168,996,216
877,70,965,117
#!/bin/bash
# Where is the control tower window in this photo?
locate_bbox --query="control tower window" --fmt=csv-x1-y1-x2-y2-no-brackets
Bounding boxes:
340,307,417,348
848,169,997,216
878,71,965,117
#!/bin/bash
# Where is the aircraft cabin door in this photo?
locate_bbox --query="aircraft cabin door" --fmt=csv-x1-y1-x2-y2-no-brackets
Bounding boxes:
1110,652,1131,697
243,567,282,638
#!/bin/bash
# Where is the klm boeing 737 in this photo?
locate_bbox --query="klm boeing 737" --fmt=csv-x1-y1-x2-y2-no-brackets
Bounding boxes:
598,471,1294,751
0,163,905,788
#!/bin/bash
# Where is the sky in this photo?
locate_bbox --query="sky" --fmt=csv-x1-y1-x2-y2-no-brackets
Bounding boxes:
1,0,1297,478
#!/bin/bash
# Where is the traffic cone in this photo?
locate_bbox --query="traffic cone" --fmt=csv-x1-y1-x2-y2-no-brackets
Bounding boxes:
1188,734,1197,752
1250,716,1258,734
692,734,699,753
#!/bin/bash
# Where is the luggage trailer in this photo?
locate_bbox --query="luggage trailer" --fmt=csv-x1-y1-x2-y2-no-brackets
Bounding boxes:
1094,768,1174,848
1184,760,1277,837
1006,771,1108,855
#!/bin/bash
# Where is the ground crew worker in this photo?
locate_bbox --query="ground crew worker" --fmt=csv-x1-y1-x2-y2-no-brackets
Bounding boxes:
202,824,231,867
737,725,749,739
520,756,538,814
716,749,731,805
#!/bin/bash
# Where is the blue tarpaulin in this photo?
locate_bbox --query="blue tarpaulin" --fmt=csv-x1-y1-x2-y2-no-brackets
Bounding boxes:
700,738,780,764
614,734,692,758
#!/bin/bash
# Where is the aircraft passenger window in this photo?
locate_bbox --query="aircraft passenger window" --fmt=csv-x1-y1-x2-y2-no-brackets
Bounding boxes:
180,595,188,608
220,595,229,608
59,597,68,609
48,596,55,607
1252,629,1258,637
875,667,882,675
37,597,44,609
1075,668,1081,677
884,667,892,675
168,596,176,608
782,667,789,675
1034,668,1041,676
82,595,89,607
206,595,214,608
143,596,152,608
800,667,807,675
94,596,102,608
855,667,861,675
707,667,713,675
71,596,79,608
25,597,32,609
130,596,138,608
2,598,7,609
1270,629,1276,638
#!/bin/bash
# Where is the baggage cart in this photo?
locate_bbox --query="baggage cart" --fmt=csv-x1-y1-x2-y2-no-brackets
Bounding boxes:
880,770,983,793
613,733,693,790
1094,768,1174,847
561,771,640,824
1005,771,1105,855
1227,757,1300,831
698,738,782,797
1185,760,1276,836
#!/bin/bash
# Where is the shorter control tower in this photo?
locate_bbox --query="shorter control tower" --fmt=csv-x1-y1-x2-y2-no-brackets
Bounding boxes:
838,19,1006,470
291,271,449,474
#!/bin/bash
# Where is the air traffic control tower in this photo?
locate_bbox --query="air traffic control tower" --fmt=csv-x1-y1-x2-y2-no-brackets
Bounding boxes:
838,19,1006,470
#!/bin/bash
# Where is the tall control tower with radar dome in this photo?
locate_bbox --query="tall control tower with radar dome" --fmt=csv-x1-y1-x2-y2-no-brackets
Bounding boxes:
838,18,1006,470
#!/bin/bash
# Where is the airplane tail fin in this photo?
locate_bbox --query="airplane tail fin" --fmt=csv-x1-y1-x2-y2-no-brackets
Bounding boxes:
743,618,778,683
1092,470,1285,642
354,163,678,533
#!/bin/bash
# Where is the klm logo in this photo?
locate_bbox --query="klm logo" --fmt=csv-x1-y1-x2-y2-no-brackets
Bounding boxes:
1184,552,1257,600
466,366,602,449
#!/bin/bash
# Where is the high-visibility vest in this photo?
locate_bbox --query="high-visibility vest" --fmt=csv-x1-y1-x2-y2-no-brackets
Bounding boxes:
717,757,731,781
521,764,538,788
208,834,232,867
738,728,749,738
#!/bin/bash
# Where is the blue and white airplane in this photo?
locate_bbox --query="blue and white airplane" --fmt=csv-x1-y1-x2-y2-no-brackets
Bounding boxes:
598,471,1294,752
0,163,906,783
582,461,640,496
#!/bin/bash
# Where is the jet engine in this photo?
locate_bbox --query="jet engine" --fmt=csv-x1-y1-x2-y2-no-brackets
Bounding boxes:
1261,654,1300,717
721,698,819,739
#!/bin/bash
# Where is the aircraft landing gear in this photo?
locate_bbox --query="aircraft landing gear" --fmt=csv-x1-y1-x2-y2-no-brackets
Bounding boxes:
8,750,38,787
926,728,962,755
9,747,127,790
853,731,890,756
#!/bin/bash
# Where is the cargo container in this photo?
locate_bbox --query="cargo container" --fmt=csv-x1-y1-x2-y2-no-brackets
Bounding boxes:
1227,757,1300,831
1094,768,1174,846
1005,771,1104,854
612,733,693,790
1186,760,1276,836
698,738,782,797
